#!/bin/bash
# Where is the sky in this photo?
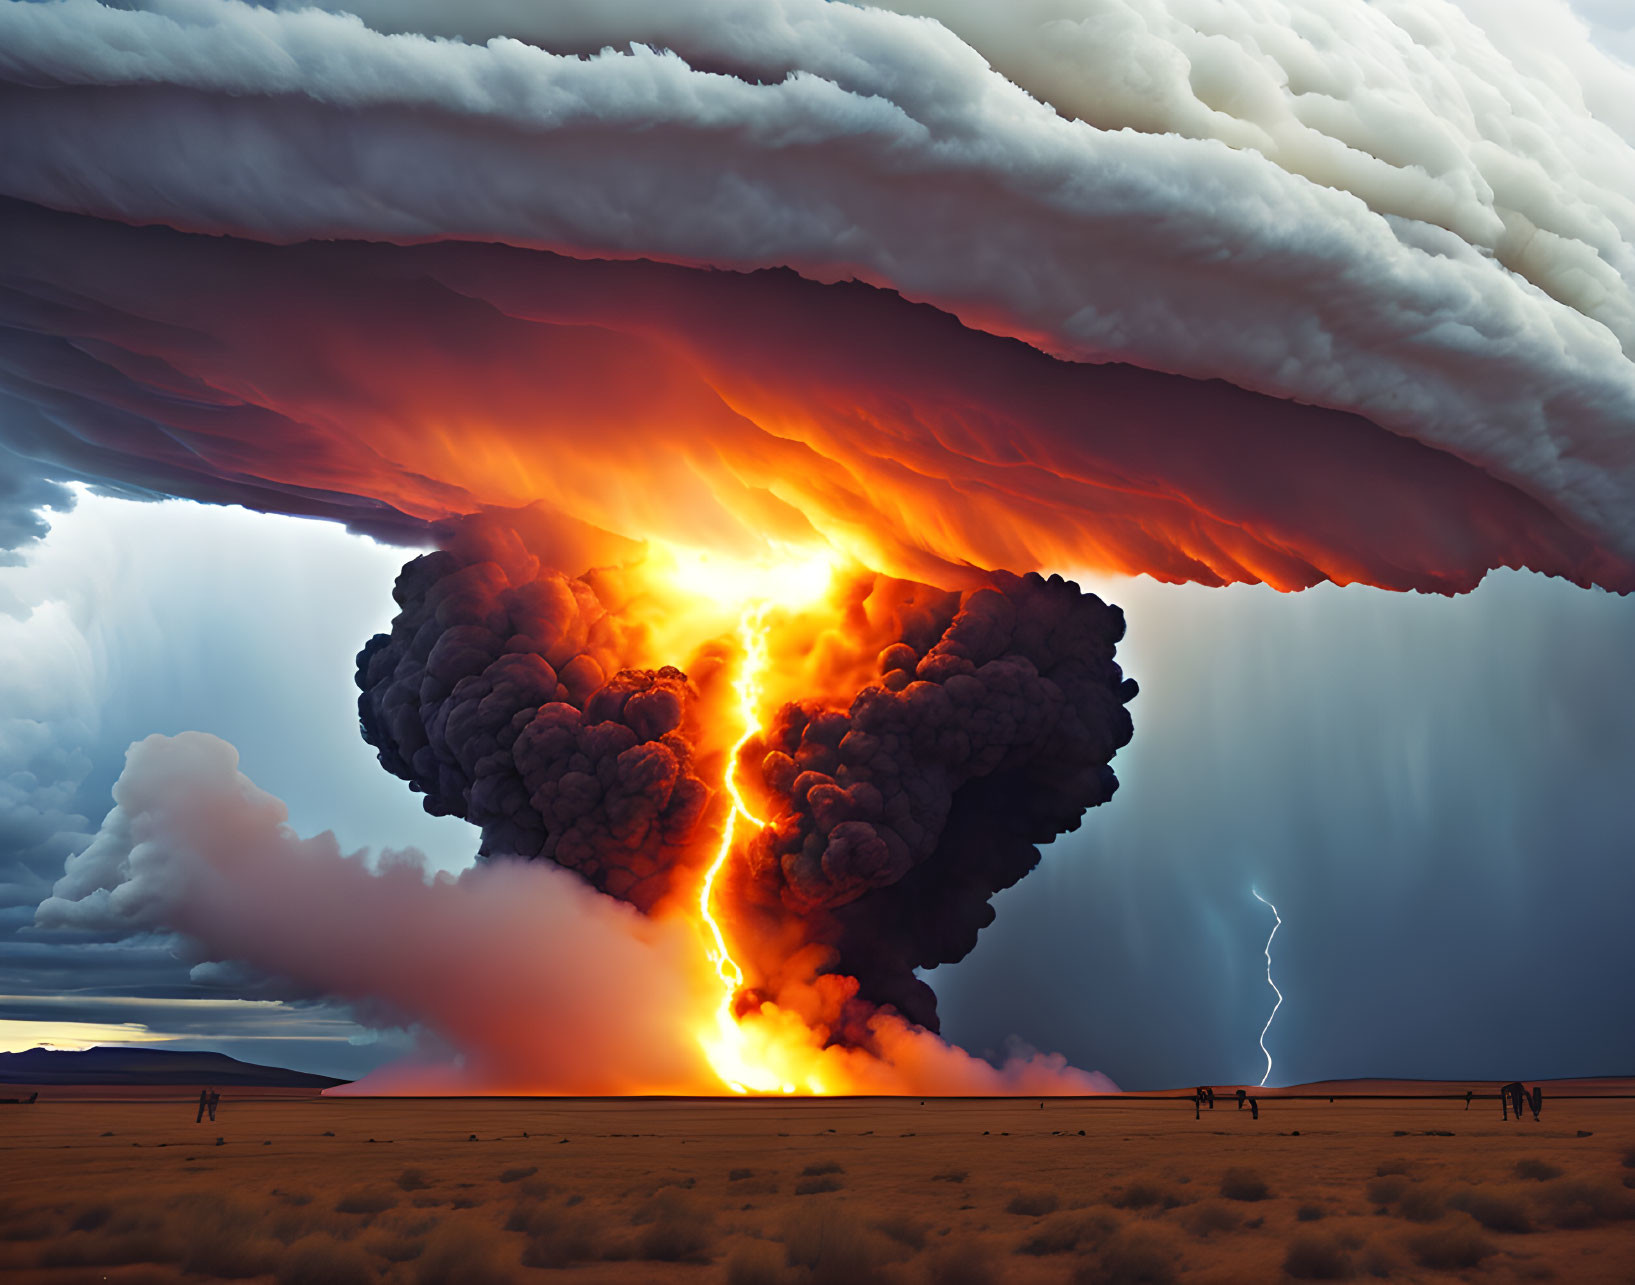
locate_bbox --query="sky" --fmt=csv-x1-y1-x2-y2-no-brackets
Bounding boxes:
2,490,1629,1086
0,0,1632,1090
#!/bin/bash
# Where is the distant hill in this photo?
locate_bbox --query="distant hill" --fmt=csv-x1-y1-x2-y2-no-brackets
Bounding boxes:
0,1046,347,1088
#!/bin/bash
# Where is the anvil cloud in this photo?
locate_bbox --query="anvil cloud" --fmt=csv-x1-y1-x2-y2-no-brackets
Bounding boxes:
0,0,1632,591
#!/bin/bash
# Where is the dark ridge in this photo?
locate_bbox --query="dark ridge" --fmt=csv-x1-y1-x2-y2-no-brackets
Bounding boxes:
0,1046,346,1088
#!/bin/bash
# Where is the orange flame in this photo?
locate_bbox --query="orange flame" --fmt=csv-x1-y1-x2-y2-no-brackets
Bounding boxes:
696,603,797,1094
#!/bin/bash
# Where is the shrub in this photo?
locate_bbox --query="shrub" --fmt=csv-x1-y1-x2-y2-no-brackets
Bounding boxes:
1534,1177,1635,1228
1406,1221,1495,1270
925,1239,1000,1284
1283,1230,1355,1280
70,1203,113,1232
931,1169,968,1183
634,1190,716,1263
1110,1179,1179,1210
729,1168,755,1182
1374,1159,1413,1177
1006,1190,1060,1216
1447,1186,1533,1233
1363,1176,1406,1206
725,1240,784,1285
273,1235,375,1285
416,1222,518,1285
1074,1228,1177,1285
1296,1204,1325,1222
510,1201,605,1267
498,1166,537,1184
1017,1211,1118,1255
1181,1201,1240,1238
801,1160,845,1177
872,1212,930,1250
396,1168,431,1191
1219,1168,1269,1202
334,1188,397,1216
1620,1145,1635,1169
1396,1186,1444,1223
172,1194,278,1279
795,1175,844,1195
780,1204,901,1285
1513,1158,1562,1181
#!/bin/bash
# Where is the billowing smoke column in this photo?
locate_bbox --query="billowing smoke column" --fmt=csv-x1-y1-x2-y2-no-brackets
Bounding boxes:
741,574,1134,1030
354,512,1135,1043
355,516,711,910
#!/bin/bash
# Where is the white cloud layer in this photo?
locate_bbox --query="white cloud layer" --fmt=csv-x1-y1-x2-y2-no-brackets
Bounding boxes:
0,0,1631,569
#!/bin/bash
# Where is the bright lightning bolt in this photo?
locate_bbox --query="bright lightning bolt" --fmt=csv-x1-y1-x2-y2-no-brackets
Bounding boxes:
1251,888,1283,1088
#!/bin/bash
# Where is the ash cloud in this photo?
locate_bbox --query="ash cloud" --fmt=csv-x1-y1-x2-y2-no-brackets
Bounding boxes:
743,574,1135,1029
356,513,712,910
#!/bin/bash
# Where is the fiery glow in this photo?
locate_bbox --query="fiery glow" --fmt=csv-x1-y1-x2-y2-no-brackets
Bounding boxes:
697,604,791,1093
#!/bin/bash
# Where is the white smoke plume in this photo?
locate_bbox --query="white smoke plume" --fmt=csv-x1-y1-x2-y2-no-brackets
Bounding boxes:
35,732,1116,1095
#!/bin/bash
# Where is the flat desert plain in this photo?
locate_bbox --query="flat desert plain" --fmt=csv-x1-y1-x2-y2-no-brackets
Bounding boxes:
2,1082,1632,1283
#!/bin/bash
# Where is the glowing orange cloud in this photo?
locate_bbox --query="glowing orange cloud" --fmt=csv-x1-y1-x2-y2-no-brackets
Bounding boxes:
3,199,1627,596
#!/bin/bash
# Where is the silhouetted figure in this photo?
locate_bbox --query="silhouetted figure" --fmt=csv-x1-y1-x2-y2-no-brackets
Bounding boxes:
1500,1081,1527,1121
1249,1097,1259,1120
1464,1090,1473,1110
1236,1088,1248,1111
1529,1086,1543,1120
206,1090,220,1122
196,1089,208,1124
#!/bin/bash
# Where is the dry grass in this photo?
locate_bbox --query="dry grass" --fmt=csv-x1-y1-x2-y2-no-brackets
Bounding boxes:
415,1221,518,1285
273,1234,376,1285
871,1211,931,1250
1219,1167,1270,1202
801,1160,845,1177
1373,1159,1413,1177
1016,1210,1119,1255
1180,1200,1241,1239
497,1165,537,1184
923,1238,1000,1284
1447,1184,1534,1233
1073,1227,1178,1285
333,1187,397,1216
633,1189,717,1263
1109,1177,1183,1210
930,1168,968,1183
507,1198,607,1267
1363,1176,1407,1206
780,1202,904,1285
1395,1184,1444,1223
172,1193,280,1279
1005,1189,1060,1216
1534,1176,1635,1228
1283,1230,1356,1280
725,1239,784,1285
1404,1218,1496,1270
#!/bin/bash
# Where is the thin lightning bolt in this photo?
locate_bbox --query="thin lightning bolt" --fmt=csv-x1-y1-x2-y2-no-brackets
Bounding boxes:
1251,889,1283,1088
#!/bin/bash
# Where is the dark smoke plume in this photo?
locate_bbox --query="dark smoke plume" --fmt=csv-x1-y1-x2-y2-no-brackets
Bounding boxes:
356,512,711,911
741,574,1135,1029
357,514,1134,1034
